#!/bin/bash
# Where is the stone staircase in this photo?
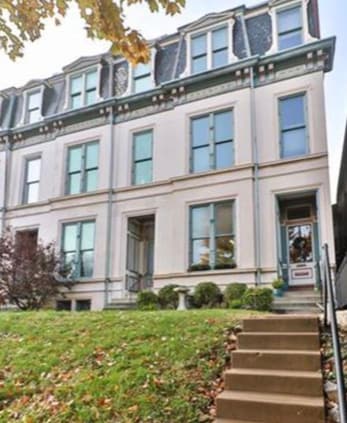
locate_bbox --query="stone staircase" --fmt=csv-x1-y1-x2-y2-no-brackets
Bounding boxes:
272,289,322,314
215,315,325,423
104,299,137,310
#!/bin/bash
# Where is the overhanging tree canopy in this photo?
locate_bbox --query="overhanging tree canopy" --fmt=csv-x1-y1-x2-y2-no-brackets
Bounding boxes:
0,0,186,63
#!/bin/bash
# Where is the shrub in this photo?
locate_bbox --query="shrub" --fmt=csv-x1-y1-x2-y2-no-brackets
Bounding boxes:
193,282,222,308
272,278,285,290
224,283,247,307
230,299,243,309
189,263,211,272
158,284,179,309
242,288,273,311
137,291,159,311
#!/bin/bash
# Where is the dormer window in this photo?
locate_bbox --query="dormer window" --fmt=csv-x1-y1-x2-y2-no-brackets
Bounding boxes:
133,63,152,94
70,69,97,109
191,26,229,75
212,27,228,68
192,33,207,74
27,91,41,123
277,5,303,51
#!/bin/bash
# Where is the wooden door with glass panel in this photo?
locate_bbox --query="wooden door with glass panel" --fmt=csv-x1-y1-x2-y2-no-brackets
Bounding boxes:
287,222,315,286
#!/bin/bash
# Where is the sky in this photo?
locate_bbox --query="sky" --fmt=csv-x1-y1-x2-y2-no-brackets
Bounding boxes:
0,0,346,203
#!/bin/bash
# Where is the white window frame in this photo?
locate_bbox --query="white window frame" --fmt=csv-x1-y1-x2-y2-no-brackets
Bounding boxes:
18,86,44,126
124,47,157,96
184,19,237,77
22,155,42,204
268,0,318,55
64,64,102,110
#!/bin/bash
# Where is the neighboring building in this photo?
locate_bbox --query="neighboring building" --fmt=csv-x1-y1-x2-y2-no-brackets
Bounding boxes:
333,122,347,307
0,0,336,310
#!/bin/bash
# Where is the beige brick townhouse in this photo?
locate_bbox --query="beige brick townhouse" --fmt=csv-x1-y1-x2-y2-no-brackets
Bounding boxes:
0,0,335,310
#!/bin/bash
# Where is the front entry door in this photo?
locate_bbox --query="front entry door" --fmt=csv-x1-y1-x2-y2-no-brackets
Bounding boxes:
287,223,315,286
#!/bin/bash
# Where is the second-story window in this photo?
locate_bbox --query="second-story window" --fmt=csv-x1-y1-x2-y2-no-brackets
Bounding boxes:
132,130,153,185
70,69,97,109
66,141,99,195
27,91,41,124
191,26,229,75
279,93,308,158
191,110,234,173
23,157,41,204
277,6,303,51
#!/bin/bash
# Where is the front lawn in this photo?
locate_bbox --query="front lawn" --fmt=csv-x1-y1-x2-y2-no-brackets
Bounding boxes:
0,310,256,422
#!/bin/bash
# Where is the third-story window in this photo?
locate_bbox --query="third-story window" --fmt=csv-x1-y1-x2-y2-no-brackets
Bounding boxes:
191,110,234,173
277,6,303,51
66,142,99,195
133,130,153,185
212,27,228,68
23,157,41,204
192,33,208,74
133,63,152,93
70,70,97,109
27,91,41,123
279,93,308,158
191,26,229,74
190,201,236,270
62,221,95,278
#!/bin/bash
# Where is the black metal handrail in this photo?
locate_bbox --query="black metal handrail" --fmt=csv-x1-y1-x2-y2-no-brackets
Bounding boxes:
321,243,347,423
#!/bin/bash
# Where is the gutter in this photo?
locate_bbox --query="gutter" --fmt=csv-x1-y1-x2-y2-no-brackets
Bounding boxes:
239,12,261,286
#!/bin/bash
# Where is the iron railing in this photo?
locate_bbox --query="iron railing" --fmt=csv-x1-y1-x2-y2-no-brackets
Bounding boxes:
321,243,347,423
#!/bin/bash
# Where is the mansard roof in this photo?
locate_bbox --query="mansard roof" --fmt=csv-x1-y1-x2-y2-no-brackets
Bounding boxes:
0,0,331,133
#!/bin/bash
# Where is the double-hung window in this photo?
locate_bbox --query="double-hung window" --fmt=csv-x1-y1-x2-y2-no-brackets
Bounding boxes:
190,201,236,270
23,157,41,204
277,6,303,51
70,69,97,109
66,141,99,195
27,91,41,123
62,220,95,278
132,130,153,185
191,33,208,74
212,27,228,68
191,26,229,74
133,63,152,93
191,109,234,173
279,93,308,158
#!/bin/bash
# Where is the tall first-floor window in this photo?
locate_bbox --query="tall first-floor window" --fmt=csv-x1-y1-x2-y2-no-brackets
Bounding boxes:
190,200,236,270
62,220,95,278
23,157,41,204
279,93,308,158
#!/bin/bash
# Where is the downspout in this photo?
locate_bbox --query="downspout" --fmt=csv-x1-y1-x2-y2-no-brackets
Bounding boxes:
239,13,262,285
1,136,11,233
104,58,115,308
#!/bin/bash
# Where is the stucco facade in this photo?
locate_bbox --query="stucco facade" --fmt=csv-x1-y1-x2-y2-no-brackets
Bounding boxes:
0,0,335,310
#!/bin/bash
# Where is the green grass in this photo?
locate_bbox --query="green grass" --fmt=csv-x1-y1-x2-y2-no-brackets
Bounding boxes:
0,310,256,423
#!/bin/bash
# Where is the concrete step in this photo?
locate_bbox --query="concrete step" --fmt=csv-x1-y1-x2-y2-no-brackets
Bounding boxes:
237,332,319,351
224,368,323,396
232,349,321,372
274,307,321,315
216,390,324,422
243,316,319,333
104,300,137,310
